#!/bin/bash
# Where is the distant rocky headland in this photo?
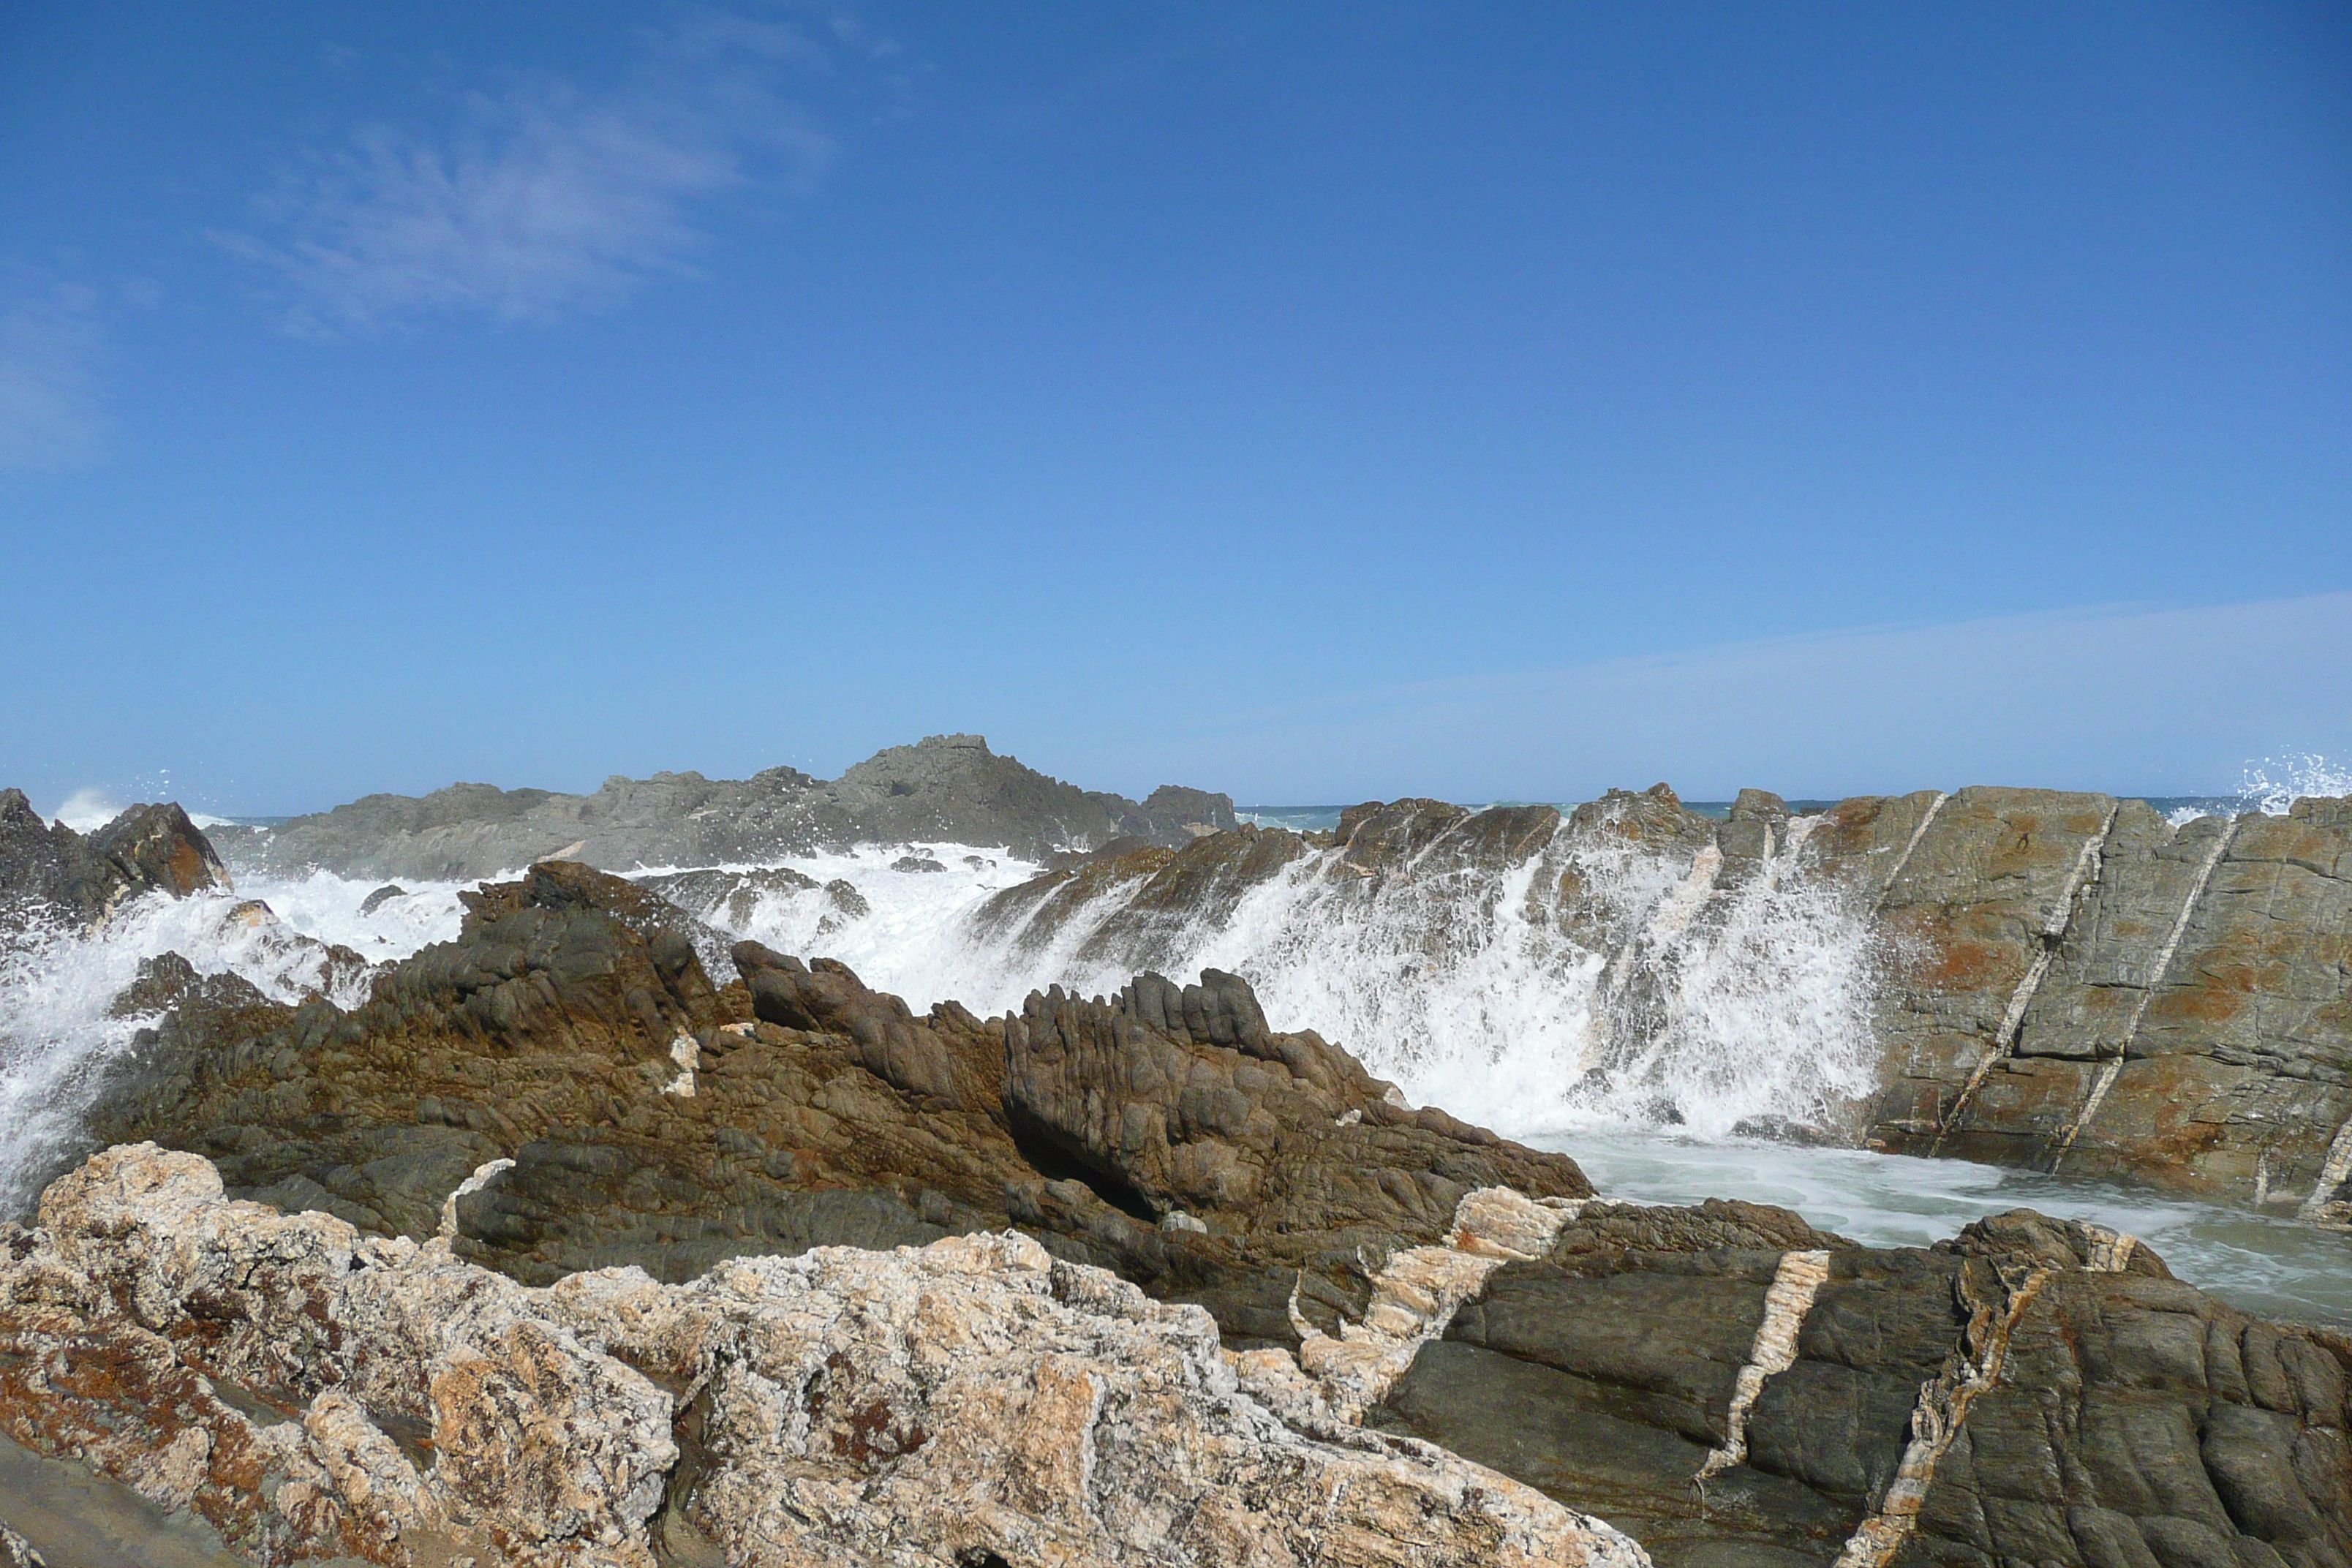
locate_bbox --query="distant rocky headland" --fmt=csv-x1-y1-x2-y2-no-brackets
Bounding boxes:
4,742,2351,1566
204,733,1238,880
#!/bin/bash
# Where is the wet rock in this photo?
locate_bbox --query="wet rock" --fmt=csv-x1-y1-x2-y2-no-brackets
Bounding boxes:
73,862,1586,1354
631,864,818,928
892,854,948,873
358,883,407,915
53,862,728,1233
1372,1202,2352,1568
0,1143,1644,1568
964,782,2352,1212
0,789,230,930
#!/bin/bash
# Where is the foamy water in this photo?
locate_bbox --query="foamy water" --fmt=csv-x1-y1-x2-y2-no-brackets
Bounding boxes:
875,813,1884,1142
7,760,2351,1322
0,881,396,1207
1556,1131,2352,1325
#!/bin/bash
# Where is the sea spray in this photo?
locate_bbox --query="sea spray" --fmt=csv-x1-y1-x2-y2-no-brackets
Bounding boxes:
0,883,390,1207
856,808,1887,1141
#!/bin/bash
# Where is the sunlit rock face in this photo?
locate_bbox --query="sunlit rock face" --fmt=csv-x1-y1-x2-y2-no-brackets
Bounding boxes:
958,785,2352,1211
0,1143,1643,1568
0,789,230,931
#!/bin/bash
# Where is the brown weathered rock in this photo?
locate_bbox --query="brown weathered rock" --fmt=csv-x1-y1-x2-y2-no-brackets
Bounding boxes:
0,1144,1646,1568
73,862,1592,1350
0,789,229,930
1372,1200,2352,1568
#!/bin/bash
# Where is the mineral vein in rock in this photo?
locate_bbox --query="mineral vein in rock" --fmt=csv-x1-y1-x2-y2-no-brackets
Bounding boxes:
1872,790,1948,909
1831,1264,2056,1568
2051,818,2238,1170
1289,1186,1586,1424
1694,1247,1831,1483
1934,803,2117,1150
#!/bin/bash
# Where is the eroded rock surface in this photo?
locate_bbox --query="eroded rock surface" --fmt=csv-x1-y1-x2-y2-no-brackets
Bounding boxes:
71,862,1589,1350
0,789,229,930
1370,1202,2352,1568
0,1144,1643,1568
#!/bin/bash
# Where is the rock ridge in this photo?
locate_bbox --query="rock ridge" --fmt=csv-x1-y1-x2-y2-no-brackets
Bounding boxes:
203,735,1238,879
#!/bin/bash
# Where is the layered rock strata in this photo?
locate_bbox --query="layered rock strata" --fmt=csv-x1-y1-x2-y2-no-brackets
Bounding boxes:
971,787,2352,1211
1366,1202,2352,1568
0,1143,1640,1567
205,734,1237,879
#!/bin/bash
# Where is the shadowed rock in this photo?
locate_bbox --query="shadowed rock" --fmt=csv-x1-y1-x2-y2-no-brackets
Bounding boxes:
0,789,229,930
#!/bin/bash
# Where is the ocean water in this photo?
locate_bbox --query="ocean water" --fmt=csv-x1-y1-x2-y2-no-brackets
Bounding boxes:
5,757,2349,1322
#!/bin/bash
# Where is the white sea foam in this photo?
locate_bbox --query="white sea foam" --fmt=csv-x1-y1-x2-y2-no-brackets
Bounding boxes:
0,883,396,1207
48,787,124,832
2239,753,2352,816
623,845,1047,1003
838,813,1885,1142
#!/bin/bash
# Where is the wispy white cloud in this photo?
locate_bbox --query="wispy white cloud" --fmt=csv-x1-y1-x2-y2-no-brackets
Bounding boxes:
0,282,108,473
218,15,838,337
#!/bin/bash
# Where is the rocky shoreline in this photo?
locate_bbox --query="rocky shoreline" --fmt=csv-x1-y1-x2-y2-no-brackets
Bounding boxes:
5,757,2352,1564
203,735,1237,880
966,786,2352,1215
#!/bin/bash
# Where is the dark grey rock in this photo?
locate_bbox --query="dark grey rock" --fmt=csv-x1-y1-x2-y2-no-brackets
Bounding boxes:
357,883,408,915
0,789,230,930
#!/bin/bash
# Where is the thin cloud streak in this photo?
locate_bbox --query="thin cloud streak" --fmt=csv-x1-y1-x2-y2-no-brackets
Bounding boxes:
0,282,108,473
216,15,837,337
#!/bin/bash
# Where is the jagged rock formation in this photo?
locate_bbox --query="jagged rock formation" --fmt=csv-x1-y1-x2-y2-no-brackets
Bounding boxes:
204,734,1238,879
0,788,228,930
967,786,2352,1213
38,860,2352,1564
67,862,1588,1348
0,1143,1640,1567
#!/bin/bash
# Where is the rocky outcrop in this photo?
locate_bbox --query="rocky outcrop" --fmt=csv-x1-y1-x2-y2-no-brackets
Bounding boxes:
206,734,1238,880
1825,789,2352,1208
1368,1202,2352,1568
66,862,1589,1349
965,786,2352,1212
42,858,2352,1564
0,788,229,930
0,1143,1640,1567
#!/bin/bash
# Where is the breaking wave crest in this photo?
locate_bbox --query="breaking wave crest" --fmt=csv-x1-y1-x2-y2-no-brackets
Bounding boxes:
0,878,459,1208
685,812,1891,1143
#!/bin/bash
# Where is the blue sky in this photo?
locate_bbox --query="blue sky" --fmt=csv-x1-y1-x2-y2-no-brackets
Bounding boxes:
1,3,2346,813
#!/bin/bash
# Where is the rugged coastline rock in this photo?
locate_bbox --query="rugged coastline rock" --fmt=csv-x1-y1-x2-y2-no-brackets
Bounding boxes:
67,862,1588,1348
966,786,2352,1215
1370,1202,2352,1568
0,1143,1637,1567
0,788,229,930
31,859,2352,1564
205,735,1238,881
